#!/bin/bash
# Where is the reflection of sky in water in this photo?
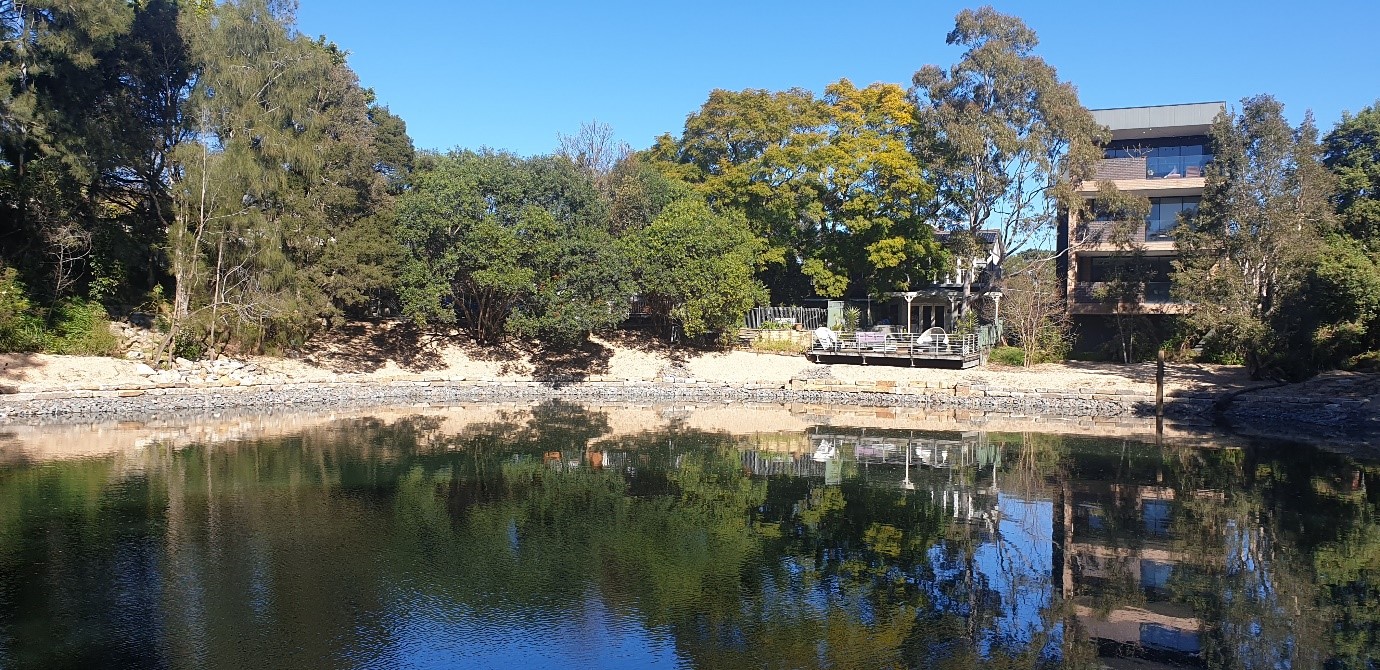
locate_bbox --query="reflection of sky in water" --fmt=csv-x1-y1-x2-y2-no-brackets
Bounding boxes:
1,414,1376,668
378,587,685,670
917,494,1061,659
975,496,1057,655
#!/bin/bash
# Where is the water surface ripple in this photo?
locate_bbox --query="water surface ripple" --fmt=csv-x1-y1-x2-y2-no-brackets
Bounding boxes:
0,402,1376,668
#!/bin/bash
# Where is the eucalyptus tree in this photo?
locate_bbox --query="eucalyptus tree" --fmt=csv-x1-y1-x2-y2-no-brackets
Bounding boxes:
910,7,1105,317
1173,95,1335,379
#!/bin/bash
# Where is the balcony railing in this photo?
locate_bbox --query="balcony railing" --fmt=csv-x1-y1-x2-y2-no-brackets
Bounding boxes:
1094,155,1211,181
1078,221,1179,244
1073,282,1174,304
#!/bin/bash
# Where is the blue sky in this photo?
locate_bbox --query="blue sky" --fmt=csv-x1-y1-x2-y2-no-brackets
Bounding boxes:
296,0,1379,157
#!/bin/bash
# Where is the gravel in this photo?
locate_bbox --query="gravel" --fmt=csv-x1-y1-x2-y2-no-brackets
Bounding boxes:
0,379,1192,423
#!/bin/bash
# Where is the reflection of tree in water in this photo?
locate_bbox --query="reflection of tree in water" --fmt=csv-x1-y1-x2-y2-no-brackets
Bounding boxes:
2,412,1379,669
1168,445,1379,669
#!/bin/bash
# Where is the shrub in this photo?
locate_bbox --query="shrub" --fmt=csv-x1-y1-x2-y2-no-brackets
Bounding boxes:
1344,350,1380,372
989,346,1025,366
0,268,44,352
0,267,122,356
840,306,860,332
44,299,120,356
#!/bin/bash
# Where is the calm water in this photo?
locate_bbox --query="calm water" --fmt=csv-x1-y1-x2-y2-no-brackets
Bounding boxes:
0,402,1376,669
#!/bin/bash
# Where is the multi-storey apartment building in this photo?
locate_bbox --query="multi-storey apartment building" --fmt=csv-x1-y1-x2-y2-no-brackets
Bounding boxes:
1058,102,1225,354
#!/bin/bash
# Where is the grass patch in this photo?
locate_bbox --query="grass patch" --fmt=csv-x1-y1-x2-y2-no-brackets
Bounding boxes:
989,346,1025,366
44,299,121,356
750,338,809,354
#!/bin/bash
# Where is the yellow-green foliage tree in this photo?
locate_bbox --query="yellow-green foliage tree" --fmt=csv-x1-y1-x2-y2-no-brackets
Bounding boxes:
649,82,945,303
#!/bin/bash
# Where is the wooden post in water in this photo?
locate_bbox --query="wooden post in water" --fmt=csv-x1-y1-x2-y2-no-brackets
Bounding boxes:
1156,349,1165,418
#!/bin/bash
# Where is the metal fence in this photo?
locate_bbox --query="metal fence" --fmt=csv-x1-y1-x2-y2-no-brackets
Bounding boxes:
743,306,827,330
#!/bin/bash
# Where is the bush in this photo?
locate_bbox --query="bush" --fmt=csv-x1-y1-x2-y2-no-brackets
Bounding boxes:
989,346,1025,366
0,268,45,352
840,306,860,332
1344,350,1380,372
44,299,120,356
0,268,120,356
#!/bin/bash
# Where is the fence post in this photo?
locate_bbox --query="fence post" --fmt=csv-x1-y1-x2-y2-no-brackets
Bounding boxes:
1156,349,1165,418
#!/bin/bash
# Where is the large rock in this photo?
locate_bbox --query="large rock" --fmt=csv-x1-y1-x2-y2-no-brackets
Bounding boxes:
133,363,157,376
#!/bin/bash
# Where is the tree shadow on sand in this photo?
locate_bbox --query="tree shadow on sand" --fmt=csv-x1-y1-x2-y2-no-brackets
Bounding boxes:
1058,360,1251,390
305,321,447,374
0,353,43,390
525,338,614,383
300,322,722,381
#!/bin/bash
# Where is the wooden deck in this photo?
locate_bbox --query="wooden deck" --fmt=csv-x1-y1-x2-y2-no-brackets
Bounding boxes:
807,331,989,368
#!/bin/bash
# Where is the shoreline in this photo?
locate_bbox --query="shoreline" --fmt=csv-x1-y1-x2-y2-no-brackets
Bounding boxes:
3,332,1376,450
1,372,1374,449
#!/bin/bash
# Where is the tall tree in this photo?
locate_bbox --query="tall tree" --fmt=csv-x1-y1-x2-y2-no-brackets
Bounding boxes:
159,0,405,358
396,150,630,344
1314,104,1380,364
670,87,826,302
911,6,1105,318
800,79,945,299
1323,102,1380,249
1173,95,1335,379
0,0,188,303
654,82,945,301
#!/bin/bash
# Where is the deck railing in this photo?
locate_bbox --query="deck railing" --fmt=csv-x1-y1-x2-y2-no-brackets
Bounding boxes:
810,331,983,358
743,306,827,330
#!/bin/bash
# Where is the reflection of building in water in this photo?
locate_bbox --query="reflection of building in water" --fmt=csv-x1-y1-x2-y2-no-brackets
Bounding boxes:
733,428,1219,666
1055,479,1211,666
734,430,1008,523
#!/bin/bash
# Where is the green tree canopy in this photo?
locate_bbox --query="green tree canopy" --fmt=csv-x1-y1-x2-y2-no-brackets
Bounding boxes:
652,82,945,301
1323,101,1380,249
911,6,1105,315
626,195,766,339
396,150,631,344
1173,95,1336,379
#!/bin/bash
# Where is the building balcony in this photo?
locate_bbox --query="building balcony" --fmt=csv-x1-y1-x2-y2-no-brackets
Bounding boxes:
1070,281,1188,315
1075,221,1178,247
1093,155,1210,181
1072,281,1172,304
1077,156,1208,195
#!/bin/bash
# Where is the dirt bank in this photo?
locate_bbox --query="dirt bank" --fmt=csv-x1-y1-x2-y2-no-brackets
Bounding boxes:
1,324,1375,447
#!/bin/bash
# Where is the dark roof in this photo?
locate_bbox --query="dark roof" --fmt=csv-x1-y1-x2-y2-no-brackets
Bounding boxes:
934,229,1001,246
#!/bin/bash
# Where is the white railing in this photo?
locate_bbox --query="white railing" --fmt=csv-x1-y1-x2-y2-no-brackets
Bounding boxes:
743,306,827,330
810,331,983,357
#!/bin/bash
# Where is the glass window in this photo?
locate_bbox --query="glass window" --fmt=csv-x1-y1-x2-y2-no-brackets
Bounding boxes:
1146,196,1199,239
1104,136,1212,178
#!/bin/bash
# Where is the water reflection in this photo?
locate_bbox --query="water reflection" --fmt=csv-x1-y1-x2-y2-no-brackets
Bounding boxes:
0,401,1375,669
